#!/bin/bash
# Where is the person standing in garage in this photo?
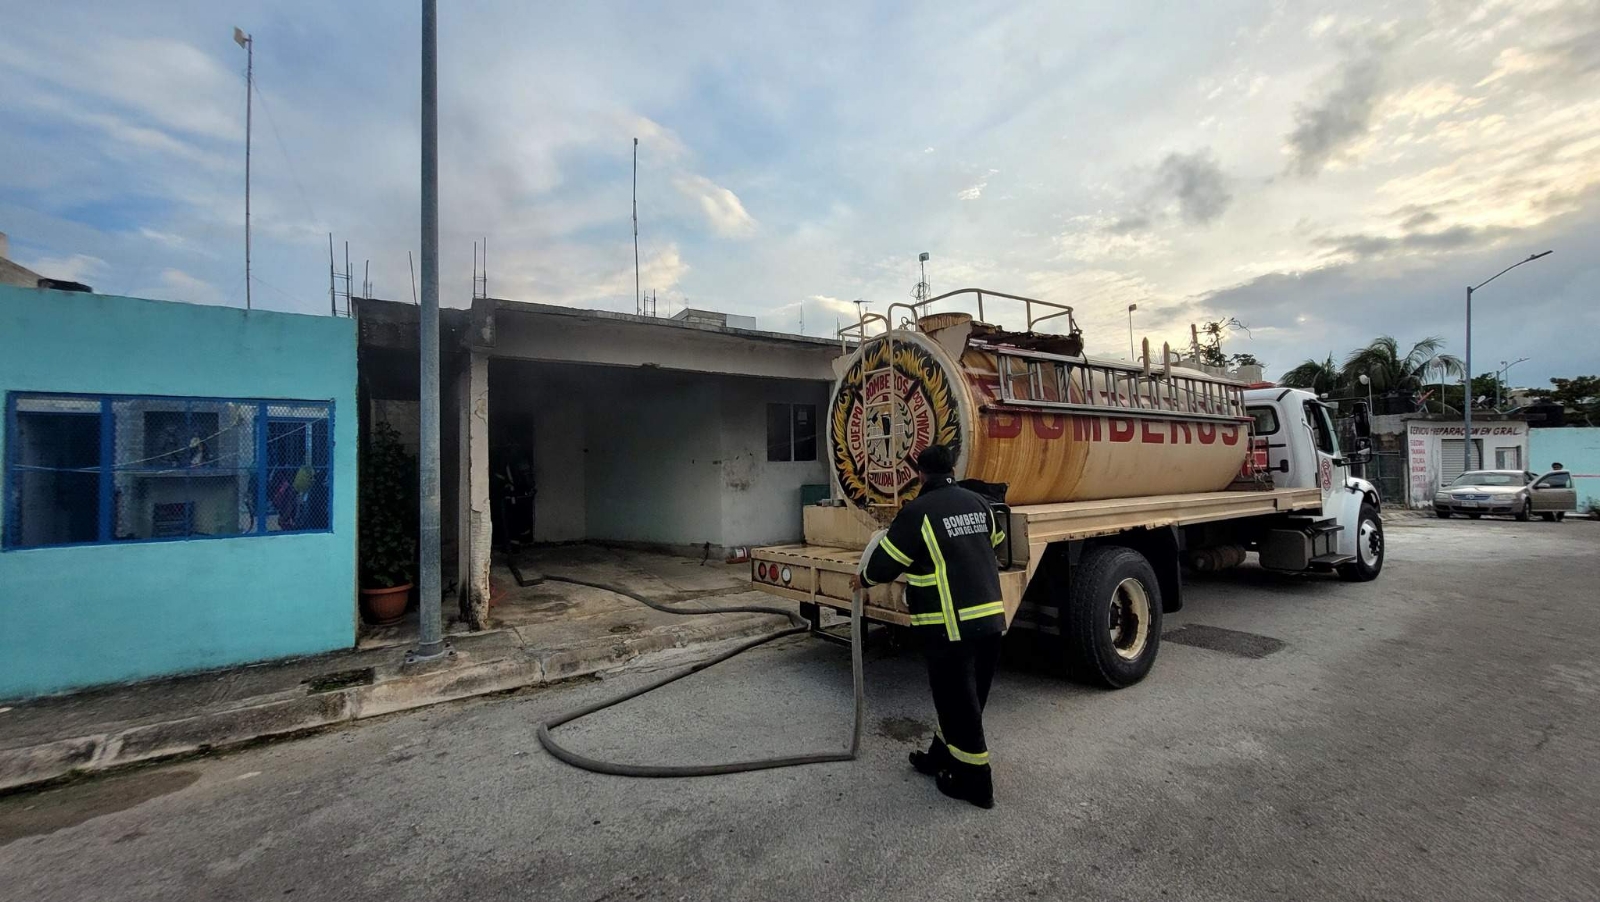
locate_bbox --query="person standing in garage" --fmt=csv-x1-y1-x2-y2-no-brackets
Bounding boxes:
852,444,1007,809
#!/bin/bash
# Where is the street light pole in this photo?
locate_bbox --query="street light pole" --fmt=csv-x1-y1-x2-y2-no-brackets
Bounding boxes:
1127,303,1137,360
1495,356,1529,410
410,0,446,663
1463,251,1551,472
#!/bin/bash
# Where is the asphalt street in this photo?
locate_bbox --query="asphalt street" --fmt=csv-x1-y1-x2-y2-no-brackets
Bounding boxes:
3,516,1598,902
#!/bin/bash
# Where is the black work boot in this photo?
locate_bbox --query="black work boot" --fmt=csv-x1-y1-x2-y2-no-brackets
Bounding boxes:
936,765,995,810
909,737,953,777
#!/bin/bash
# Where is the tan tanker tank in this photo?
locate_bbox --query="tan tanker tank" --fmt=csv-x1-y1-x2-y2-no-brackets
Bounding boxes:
828,299,1253,514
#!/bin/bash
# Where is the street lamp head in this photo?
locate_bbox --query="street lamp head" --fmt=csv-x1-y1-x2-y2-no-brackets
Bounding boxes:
233,27,250,49
1128,303,1137,312
1358,374,1370,385
1530,250,1553,261
919,252,930,262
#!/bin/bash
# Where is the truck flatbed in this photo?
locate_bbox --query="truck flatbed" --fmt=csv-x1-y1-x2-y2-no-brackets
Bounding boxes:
749,486,1324,627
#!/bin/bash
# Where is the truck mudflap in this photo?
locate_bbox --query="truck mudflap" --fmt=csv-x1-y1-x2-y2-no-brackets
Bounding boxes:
749,544,1027,628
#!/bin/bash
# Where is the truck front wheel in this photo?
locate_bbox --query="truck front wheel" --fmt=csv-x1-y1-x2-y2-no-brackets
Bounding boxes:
1337,503,1384,582
1063,546,1162,689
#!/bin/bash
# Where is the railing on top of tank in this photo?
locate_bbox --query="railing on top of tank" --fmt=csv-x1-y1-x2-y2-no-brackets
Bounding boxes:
835,287,1080,352
917,288,1079,335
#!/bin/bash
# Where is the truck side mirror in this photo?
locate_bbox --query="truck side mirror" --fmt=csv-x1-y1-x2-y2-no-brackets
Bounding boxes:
1351,401,1372,438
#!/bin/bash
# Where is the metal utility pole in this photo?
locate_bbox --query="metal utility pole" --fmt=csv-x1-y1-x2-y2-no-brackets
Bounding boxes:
1463,251,1551,472
1495,357,1528,410
633,138,641,315
233,27,253,310
411,0,446,663
1127,303,1138,360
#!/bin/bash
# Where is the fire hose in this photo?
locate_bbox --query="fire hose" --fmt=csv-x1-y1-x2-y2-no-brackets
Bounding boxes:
535,570,866,777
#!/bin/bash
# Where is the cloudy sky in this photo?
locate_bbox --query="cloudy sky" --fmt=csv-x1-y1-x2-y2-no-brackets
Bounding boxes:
1,0,1595,384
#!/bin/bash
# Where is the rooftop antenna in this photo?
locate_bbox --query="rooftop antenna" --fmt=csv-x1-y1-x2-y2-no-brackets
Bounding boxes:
363,259,371,298
233,26,253,310
472,238,487,300
408,251,417,304
632,137,641,316
327,234,352,316
913,251,930,307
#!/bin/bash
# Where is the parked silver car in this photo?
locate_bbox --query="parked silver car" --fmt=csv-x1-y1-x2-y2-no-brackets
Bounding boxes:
1434,470,1578,521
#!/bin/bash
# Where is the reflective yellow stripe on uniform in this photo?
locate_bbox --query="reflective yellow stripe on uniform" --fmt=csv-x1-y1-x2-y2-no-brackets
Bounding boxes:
905,573,938,587
921,516,960,641
909,612,947,626
946,742,990,766
991,529,1006,548
957,601,1005,621
878,536,914,567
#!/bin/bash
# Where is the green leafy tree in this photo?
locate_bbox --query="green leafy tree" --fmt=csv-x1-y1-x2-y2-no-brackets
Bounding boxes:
1278,354,1341,396
360,422,418,588
1339,335,1463,395
1530,375,1600,425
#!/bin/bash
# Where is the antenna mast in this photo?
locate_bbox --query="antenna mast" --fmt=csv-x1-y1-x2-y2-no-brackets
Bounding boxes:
632,137,641,315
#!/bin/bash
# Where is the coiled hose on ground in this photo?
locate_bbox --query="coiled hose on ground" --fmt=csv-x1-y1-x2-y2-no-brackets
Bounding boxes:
535,573,865,777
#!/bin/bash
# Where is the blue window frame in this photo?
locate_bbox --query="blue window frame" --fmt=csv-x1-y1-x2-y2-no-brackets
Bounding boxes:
3,392,335,550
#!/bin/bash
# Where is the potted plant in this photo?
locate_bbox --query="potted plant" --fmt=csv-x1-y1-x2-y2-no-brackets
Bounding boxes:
359,422,418,624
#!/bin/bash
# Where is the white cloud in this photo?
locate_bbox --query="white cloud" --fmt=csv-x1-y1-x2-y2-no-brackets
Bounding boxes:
21,253,107,284
674,174,758,238
156,268,225,305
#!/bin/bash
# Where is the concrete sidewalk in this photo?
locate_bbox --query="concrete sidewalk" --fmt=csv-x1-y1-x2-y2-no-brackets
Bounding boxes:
0,546,794,793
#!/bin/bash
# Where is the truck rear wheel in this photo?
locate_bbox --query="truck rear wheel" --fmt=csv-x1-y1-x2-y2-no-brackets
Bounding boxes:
1337,503,1384,582
1063,546,1162,689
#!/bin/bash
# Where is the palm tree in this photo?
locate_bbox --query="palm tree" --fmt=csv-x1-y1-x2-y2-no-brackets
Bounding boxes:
1278,354,1341,396
1339,336,1463,395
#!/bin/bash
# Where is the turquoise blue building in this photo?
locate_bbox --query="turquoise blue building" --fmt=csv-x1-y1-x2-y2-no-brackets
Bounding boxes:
0,285,358,699
1530,427,1600,512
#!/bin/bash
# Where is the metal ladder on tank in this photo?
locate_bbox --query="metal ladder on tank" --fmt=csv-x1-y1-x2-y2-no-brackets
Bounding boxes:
984,341,1248,423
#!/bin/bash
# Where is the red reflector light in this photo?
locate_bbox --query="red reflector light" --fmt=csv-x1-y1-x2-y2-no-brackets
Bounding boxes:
757,563,768,580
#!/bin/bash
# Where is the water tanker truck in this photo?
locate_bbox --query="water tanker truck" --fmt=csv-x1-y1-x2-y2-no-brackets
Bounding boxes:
748,288,1383,688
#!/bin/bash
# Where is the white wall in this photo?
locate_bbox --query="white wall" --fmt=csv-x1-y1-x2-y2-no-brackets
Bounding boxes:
1406,420,1530,507
490,362,832,550
492,302,838,382
718,377,832,546
582,368,725,547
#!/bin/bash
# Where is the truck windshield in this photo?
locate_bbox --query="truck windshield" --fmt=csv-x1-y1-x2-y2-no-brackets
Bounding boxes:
1451,472,1522,487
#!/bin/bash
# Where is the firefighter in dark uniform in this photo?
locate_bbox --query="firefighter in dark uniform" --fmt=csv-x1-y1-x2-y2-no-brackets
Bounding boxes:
851,444,1006,809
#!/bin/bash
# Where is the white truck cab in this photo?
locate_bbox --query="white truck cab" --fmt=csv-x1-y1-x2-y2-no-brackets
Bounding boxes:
1244,386,1382,576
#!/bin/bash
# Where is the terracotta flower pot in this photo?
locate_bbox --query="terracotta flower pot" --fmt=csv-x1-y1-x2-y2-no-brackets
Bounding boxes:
361,583,413,625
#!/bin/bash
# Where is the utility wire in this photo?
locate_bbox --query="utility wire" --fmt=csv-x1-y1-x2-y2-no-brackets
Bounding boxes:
251,81,321,231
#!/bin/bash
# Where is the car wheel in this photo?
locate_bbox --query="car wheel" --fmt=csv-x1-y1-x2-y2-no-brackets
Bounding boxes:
1436,510,1451,519
1542,512,1556,522
1338,503,1384,582
1516,500,1531,522
1556,512,1566,522
1467,513,1482,519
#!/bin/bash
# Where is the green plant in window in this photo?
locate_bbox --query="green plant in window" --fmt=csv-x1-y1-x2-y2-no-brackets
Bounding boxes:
359,422,418,588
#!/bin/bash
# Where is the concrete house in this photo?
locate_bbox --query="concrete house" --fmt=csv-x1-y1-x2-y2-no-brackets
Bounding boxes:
0,285,358,699
356,296,840,625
